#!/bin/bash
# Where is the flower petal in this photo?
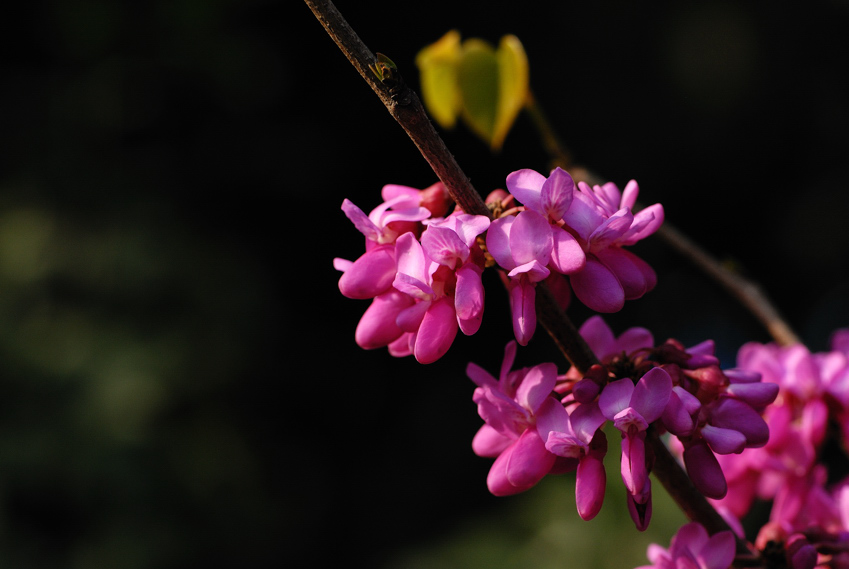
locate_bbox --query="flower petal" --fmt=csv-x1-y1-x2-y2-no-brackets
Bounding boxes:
509,279,537,346
338,245,397,299
702,425,747,455
697,531,736,569
355,289,414,349
509,210,553,266
576,452,606,520
505,168,546,213
421,225,469,268
485,215,517,270
515,363,558,413
683,441,727,499
540,167,575,221
599,378,635,420
579,315,616,359
570,257,625,313
472,424,514,457
632,367,673,424
550,228,586,274
413,296,458,364
505,428,556,490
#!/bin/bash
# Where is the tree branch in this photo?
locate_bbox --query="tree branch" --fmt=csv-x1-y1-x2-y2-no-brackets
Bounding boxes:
305,1,751,556
303,0,488,218
654,222,800,347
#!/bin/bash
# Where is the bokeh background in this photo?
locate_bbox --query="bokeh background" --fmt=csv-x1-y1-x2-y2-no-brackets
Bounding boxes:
2,0,849,567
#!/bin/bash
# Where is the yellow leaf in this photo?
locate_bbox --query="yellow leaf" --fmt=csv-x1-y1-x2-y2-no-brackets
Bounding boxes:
457,38,499,146
493,35,529,151
415,30,462,129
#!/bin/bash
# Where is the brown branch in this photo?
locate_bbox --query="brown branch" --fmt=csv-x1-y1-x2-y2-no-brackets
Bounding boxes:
303,0,488,218
654,222,800,347
535,283,598,374
304,0,598,371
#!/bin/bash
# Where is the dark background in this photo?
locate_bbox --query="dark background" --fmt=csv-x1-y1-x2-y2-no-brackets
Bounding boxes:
2,0,848,567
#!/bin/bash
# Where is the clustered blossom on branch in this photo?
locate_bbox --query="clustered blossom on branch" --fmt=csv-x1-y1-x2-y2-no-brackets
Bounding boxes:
331,157,849,569
334,181,491,363
707,330,849,567
335,167,664,363
468,316,778,531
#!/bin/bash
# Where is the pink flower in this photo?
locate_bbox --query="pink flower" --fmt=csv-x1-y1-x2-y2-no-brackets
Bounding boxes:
636,522,736,569
712,337,849,519
504,167,586,275
468,342,563,496
561,179,663,312
486,210,554,345
538,400,608,520
336,194,432,299
598,367,672,529
393,214,489,364
600,368,672,497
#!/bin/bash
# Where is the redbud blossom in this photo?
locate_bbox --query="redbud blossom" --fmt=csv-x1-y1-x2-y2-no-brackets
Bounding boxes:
562,179,663,312
468,342,563,496
635,522,736,569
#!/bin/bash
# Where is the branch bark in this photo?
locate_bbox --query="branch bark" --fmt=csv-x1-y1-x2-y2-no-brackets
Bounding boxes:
654,223,800,347
303,0,488,218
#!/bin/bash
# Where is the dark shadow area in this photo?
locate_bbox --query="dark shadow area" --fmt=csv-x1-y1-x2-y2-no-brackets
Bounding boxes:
1,0,847,567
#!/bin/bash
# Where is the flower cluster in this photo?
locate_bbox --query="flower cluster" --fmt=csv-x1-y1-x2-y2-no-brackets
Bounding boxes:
710,330,849,565
468,316,778,531
334,181,490,363
336,167,664,363
487,167,663,344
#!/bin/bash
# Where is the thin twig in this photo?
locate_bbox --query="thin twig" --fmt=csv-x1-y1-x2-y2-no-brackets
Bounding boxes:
303,0,488,218
654,223,800,347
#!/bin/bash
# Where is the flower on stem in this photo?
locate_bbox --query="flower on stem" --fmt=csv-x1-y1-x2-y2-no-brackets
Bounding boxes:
392,213,490,363
635,522,736,569
468,341,564,496
711,332,849,527
486,209,555,345
599,367,672,530
336,190,434,299
538,399,608,520
336,182,487,362
561,179,664,312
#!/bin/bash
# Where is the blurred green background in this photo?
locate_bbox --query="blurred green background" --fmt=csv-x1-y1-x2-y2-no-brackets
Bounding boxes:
2,0,848,567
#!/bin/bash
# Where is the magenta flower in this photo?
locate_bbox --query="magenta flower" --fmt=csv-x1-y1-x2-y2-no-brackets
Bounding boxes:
336,194,432,299
468,342,562,496
561,179,664,312
538,400,608,520
504,167,586,275
579,314,655,362
600,368,672,497
485,209,554,345
636,522,736,569
392,214,489,363
712,336,849,519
